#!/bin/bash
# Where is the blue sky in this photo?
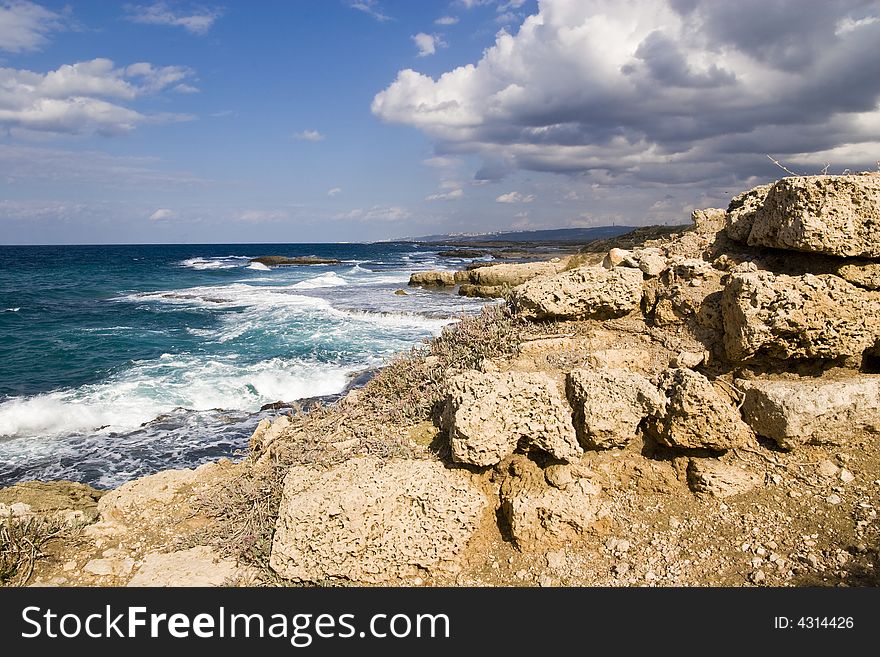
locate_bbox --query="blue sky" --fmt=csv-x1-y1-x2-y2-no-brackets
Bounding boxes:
1,0,879,244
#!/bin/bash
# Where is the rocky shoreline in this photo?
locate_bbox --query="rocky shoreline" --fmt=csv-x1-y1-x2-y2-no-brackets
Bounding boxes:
3,172,880,587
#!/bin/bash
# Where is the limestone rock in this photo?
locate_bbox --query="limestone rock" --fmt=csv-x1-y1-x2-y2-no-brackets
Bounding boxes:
725,183,773,242
269,457,488,584
249,415,290,454
442,371,581,466
721,271,880,362
500,457,606,550
671,350,706,369
0,480,103,524
458,283,505,298
628,247,668,277
408,271,455,287
84,556,135,577
512,265,643,321
97,469,198,525
744,175,880,257
566,369,664,449
692,208,727,235
738,376,880,449
463,261,564,287
837,261,880,291
602,248,631,268
646,369,752,451
128,546,240,586
686,459,762,498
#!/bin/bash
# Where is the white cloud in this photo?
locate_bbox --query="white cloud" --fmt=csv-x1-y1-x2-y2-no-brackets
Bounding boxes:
0,58,197,136
0,0,64,53
435,15,459,25
412,32,446,57
149,208,174,221
174,83,200,93
426,188,464,201
292,129,325,142
327,187,342,196
496,191,535,203
124,2,223,35
336,205,411,221
422,156,463,168
348,1,391,22
374,0,880,189
237,210,288,223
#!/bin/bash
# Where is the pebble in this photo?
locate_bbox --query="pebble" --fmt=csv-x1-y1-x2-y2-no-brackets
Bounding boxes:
546,550,566,570
515,570,528,580
538,575,553,587
825,494,842,505
750,570,766,584
817,460,839,478
839,469,855,484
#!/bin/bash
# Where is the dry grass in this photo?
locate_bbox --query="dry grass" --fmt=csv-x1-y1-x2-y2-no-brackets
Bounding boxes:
1,513,67,586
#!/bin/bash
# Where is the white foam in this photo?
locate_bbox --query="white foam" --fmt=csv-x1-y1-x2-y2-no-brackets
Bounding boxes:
247,262,271,271
179,256,250,270
292,272,348,289
119,283,334,311
0,355,351,440
4,307,20,312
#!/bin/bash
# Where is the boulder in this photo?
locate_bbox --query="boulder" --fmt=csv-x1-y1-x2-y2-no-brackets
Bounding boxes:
128,546,241,587
691,208,727,235
463,261,564,287
743,174,880,257
566,369,664,449
458,283,505,298
408,271,455,287
249,415,290,454
721,271,880,362
645,369,752,451
602,248,631,268
442,371,581,466
725,183,773,243
269,457,488,584
512,265,643,321
686,459,762,498
628,247,668,277
499,457,606,550
837,261,880,291
738,376,880,449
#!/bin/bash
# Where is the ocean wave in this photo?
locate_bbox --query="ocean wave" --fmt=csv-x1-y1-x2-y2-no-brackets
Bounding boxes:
292,272,348,289
246,261,271,271
118,283,334,311
3,307,20,312
0,355,352,441
179,256,251,270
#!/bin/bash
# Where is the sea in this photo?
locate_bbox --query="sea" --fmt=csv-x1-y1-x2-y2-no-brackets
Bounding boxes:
0,243,488,489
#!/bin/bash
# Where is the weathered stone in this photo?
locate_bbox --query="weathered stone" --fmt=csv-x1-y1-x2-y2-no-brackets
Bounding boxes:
84,556,135,577
463,261,564,287
408,271,455,287
671,350,706,369
500,457,606,550
837,261,880,291
692,208,727,235
744,175,880,257
646,369,752,450
602,248,631,268
442,371,581,466
721,271,880,362
566,368,664,449
628,247,668,277
725,183,773,242
512,265,643,321
249,415,290,453
0,480,103,524
97,469,198,525
686,459,762,498
128,546,241,587
269,457,488,584
738,376,880,449
457,283,505,298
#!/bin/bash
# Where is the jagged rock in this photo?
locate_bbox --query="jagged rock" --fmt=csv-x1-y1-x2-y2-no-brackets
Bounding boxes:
650,258,724,328
646,369,752,451
837,261,880,291
84,556,135,577
512,265,643,321
671,350,706,369
738,376,880,449
686,459,762,498
462,261,564,287
566,369,664,449
743,174,880,257
0,480,104,524
628,247,668,277
500,457,606,550
442,371,581,466
602,248,631,268
721,271,880,362
408,271,455,287
725,184,773,242
269,457,488,584
458,283,505,298
128,546,241,587
692,208,727,235
249,415,290,453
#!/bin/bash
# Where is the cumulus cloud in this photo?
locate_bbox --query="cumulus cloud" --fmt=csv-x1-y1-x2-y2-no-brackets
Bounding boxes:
374,0,880,190
0,58,197,136
149,208,174,221
0,0,64,52
348,0,391,22
496,191,535,203
435,15,459,25
327,187,343,196
426,188,464,201
336,205,411,221
292,129,325,141
412,32,446,57
124,2,223,35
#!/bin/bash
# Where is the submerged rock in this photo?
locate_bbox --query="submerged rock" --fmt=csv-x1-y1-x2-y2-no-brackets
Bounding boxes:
269,457,488,584
250,255,342,266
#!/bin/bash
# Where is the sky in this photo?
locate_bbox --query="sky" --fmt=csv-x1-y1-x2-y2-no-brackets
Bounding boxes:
1,0,879,244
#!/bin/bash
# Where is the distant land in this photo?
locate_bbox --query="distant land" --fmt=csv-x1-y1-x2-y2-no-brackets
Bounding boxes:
399,226,638,244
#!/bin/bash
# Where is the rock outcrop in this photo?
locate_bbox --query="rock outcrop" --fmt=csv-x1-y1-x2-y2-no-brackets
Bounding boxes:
442,371,581,466
686,459,762,498
512,265,643,321
566,368,663,449
461,261,565,287
408,271,456,287
721,271,880,362
738,376,880,449
269,457,488,584
646,369,753,451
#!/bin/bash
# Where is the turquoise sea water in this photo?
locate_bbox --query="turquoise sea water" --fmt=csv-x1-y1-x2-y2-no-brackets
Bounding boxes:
0,243,486,488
